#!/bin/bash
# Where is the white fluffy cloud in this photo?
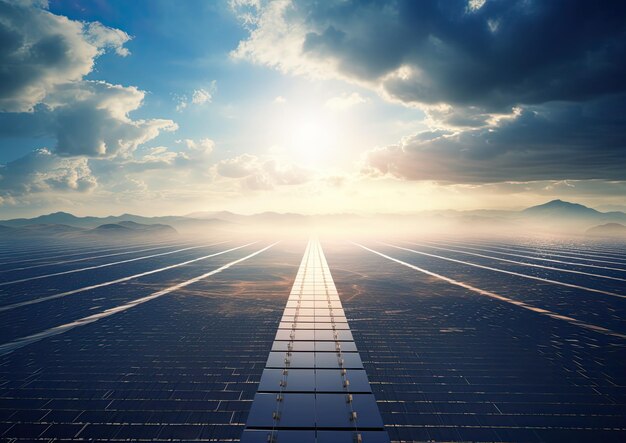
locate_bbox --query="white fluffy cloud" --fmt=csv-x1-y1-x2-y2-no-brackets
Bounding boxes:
0,1,183,205
174,82,217,112
0,148,97,196
45,80,177,157
0,0,130,112
180,138,214,157
0,2,175,158
84,22,131,57
191,88,212,105
231,0,333,78
91,137,215,178
215,153,312,190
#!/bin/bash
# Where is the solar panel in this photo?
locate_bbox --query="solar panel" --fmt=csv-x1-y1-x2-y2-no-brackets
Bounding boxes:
241,239,390,443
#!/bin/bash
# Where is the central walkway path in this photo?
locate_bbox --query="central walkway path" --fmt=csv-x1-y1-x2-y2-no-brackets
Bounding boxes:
241,239,389,443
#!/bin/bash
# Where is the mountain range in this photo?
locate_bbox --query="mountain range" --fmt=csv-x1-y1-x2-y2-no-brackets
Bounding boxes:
0,220,178,239
0,212,226,229
522,199,626,220
1,200,625,237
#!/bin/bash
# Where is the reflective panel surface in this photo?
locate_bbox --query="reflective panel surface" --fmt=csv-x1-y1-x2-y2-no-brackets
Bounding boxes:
241,239,389,443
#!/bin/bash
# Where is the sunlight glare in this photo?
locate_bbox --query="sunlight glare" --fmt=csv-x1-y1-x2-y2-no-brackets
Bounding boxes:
286,110,337,166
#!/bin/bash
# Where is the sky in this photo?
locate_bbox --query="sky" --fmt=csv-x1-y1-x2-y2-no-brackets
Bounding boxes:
1,0,625,218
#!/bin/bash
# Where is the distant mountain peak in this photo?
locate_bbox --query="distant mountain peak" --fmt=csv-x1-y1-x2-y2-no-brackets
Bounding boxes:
533,199,587,208
32,211,81,222
42,211,77,218
47,211,69,215
523,199,601,215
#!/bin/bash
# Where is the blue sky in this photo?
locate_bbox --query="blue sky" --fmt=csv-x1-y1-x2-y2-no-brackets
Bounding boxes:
1,0,625,217
42,0,419,163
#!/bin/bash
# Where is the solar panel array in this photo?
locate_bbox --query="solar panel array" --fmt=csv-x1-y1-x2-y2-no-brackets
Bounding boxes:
328,241,626,442
0,240,288,442
241,240,389,443
1,235,625,442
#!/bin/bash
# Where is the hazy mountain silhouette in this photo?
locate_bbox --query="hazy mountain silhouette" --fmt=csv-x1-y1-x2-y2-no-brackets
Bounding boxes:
0,212,229,231
2,200,625,237
586,223,626,237
0,220,178,238
523,199,601,217
521,199,626,224
90,222,177,237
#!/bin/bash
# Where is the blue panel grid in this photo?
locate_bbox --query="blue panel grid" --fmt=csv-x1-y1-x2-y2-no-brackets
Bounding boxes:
241,239,389,443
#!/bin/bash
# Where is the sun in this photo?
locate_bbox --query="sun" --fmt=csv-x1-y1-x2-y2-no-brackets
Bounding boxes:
291,116,334,161
264,94,361,172
275,108,339,167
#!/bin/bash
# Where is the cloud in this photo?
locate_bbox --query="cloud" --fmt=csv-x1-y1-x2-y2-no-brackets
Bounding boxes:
235,0,626,111
273,95,287,104
91,138,215,178
231,0,332,78
0,2,285,210
325,92,367,111
229,0,262,28
362,97,626,183
0,148,97,197
216,153,260,179
179,138,214,157
0,2,175,159
215,153,312,190
0,81,177,156
191,88,212,105
467,0,487,13
0,0,130,112
174,82,217,112
174,95,188,112
84,22,131,57
0,143,190,204
0,1,185,206
235,0,626,185
43,80,177,157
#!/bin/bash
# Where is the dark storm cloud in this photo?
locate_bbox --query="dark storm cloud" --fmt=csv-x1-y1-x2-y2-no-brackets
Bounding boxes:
232,0,626,184
249,0,626,184
301,0,626,109
363,95,626,182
